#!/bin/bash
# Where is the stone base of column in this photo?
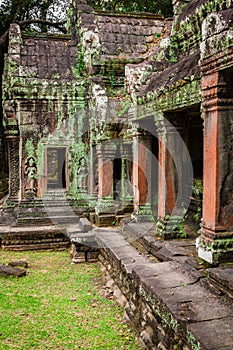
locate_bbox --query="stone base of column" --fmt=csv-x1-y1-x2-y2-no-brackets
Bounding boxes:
95,197,116,227
156,215,186,239
2,199,18,225
196,228,233,265
120,195,134,214
131,203,154,223
69,191,96,208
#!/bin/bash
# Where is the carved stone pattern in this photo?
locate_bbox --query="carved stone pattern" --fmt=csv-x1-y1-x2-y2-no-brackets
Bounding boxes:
7,137,20,198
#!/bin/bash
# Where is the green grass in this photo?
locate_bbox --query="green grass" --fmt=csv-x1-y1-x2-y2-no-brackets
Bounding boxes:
0,250,141,350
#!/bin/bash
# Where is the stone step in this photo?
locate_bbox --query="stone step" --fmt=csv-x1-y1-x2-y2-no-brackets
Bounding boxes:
0,225,69,251
17,215,80,226
18,208,78,218
79,217,92,232
207,267,233,299
3,241,70,251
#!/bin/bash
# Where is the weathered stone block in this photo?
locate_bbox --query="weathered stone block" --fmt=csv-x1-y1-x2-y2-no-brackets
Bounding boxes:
79,217,92,232
0,264,26,277
72,252,86,263
86,251,99,262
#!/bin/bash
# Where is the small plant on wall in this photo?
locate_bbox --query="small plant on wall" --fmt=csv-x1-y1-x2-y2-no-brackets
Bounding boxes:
192,179,203,222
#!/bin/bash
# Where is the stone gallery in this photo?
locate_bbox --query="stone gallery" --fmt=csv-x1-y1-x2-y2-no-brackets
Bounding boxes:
2,0,233,263
1,0,233,348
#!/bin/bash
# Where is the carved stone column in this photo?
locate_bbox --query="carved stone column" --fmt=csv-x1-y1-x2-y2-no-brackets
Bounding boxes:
156,120,176,238
6,134,20,199
197,68,233,264
88,144,98,197
95,143,116,226
131,128,154,222
120,142,133,212
155,117,190,239
195,11,233,264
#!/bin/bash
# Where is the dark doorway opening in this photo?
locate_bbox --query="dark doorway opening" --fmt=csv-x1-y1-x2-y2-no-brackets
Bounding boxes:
139,117,159,217
113,145,122,200
47,147,66,189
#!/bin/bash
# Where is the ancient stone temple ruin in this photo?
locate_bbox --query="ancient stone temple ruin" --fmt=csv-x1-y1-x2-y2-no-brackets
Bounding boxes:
1,0,233,348
1,0,233,264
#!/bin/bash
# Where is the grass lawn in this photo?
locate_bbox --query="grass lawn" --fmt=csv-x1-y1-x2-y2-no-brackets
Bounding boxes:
0,250,141,350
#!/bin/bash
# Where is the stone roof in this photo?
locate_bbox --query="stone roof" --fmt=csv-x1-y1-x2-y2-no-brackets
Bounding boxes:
95,11,167,58
138,51,200,97
178,0,209,22
20,33,78,80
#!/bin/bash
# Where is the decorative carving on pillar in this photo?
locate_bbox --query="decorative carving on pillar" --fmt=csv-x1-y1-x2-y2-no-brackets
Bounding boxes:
24,157,37,199
7,135,20,199
3,100,20,200
78,157,88,193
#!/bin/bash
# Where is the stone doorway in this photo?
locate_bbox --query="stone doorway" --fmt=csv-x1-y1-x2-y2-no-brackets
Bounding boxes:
46,147,67,190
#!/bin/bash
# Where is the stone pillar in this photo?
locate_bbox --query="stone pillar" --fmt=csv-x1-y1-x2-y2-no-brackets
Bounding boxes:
6,134,20,199
197,68,233,264
88,145,98,197
95,143,116,226
155,118,189,239
3,100,20,201
2,24,21,207
120,142,133,212
132,128,154,222
156,121,176,238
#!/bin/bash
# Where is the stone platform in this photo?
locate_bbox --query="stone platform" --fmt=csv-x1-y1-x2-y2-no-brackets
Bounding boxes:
0,218,232,349
69,223,233,350
0,218,92,251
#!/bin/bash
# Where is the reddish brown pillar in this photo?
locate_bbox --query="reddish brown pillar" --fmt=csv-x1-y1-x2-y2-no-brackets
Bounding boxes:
95,143,116,226
157,136,176,218
155,116,192,239
197,67,233,264
156,120,178,238
132,128,154,222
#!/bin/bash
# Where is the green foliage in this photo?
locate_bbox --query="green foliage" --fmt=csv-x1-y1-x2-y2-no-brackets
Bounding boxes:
86,0,173,18
192,179,203,200
73,47,86,77
192,179,203,222
0,0,69,36
0,250,141,350
0,0,173,38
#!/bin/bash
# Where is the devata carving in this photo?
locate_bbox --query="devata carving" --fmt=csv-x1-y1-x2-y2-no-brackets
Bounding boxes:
24,157,37,198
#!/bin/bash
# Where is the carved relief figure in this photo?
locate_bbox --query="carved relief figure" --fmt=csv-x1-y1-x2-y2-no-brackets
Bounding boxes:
24,157,37,197
78,157,88,192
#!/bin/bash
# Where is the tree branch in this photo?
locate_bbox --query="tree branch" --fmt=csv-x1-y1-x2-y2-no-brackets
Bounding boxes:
0,29,9,46
0,19,67,46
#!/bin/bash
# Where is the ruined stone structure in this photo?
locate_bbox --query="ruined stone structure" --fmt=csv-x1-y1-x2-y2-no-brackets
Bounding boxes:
1,0,233,264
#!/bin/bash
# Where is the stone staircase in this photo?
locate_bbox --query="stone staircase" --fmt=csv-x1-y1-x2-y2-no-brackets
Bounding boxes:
0,225,70,251
16,190,83,226
0,190,90,250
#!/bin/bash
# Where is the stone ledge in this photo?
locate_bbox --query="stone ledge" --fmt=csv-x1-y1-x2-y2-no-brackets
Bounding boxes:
97,230,233,349
207,267,233,299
